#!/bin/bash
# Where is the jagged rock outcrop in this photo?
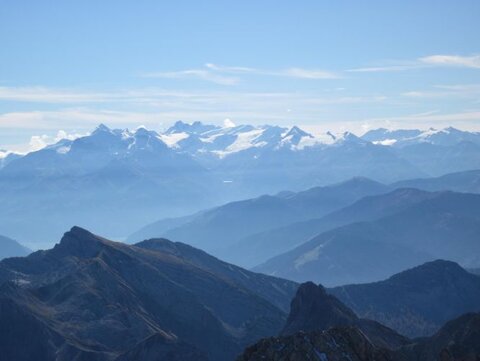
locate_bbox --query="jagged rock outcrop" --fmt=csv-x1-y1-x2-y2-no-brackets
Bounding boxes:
282,282,409,350
238,327,395,361
238,282,480,361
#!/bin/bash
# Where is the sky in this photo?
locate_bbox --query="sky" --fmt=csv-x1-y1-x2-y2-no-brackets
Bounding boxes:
1,0,480,151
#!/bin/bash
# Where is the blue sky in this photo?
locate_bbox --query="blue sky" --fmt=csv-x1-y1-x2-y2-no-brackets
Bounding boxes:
1,0,480,151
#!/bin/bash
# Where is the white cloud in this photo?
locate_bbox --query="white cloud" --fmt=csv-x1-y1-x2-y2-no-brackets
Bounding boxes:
142,63,339,84
141,69,240,85
204,63,255,73
347,65,418,73
27,130,86,152
402,83,480,98
348,54,480,73
281,68,338,79
223,118,236,128
420,55,480,69
28,135,50,152
0,86,118,103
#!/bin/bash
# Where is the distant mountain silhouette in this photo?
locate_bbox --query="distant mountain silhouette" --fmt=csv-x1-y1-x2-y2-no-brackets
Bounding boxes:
255,191,480,285
0,234,30,260
130,170,480,269
330,260,480,337
393,169,480,193
128,177,389,260
229,188,434,267
0,227,297,361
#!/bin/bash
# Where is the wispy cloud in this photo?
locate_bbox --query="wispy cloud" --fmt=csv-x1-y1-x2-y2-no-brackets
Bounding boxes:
349,54,480,73
281,68,338,79
0,86,114,103
402,83,480,98
205,63,339,79
141,63,339,84
420,55,480,69
347,64,418,73
141,69,240,85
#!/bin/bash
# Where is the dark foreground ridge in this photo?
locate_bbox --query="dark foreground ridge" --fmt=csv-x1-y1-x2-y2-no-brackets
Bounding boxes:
238,282,480,361
0,226,297,361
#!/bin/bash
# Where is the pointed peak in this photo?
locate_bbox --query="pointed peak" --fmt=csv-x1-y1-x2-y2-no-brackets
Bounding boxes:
442,126,461,133
282,281,358,336
53,226,108,258
68,225,95,237
326,131,337,140
134,126,154,135
166,120,218,135
285,126,313,138
336,131,364,144
95,123,110,131
297,281,327,295
91,123,113,135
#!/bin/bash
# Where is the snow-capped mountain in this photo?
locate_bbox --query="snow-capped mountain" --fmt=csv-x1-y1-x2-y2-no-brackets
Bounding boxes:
0,150,22,169
1,121,480,246
159,121,323,157
362,126,480,147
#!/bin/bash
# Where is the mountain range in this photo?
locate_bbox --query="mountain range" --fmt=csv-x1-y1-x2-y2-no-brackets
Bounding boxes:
127,177,390,256
1,225,479,360
129,171,480,273
254,190,480,285
1,123,480,247
0,227,297,361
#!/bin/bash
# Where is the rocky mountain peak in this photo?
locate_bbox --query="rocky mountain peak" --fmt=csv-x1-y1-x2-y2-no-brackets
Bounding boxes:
281,282,358,336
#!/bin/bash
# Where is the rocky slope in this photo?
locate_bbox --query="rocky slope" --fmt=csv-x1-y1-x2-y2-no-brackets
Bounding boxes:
330,260,480,338
238,281,480,361
238,327,395,361
0,227,297,361
281,282,409,350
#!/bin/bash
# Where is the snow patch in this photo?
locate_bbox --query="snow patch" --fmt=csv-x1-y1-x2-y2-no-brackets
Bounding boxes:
214,128,265,157
223,118,236,128
158,132,190,148
56,146,71,154
373,138,397,146
294,244,325,269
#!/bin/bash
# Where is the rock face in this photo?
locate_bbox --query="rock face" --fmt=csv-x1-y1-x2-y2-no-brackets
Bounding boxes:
238,327,395,361
282,282,358,334
330,260,480,338
238,282,480,361
281,282,409,350
114,333,209,361
411,312,480,361
0,227,297,361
